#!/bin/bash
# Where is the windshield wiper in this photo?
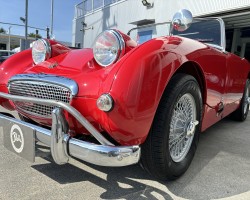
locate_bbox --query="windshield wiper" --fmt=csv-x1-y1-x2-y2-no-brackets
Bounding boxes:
197,39,214,43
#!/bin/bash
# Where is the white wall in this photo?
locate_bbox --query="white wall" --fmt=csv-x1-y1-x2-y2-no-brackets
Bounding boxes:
73,0,250,47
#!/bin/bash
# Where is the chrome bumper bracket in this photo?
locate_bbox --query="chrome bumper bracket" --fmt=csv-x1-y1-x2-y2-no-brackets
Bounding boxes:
51,107,69,165
0,92,141,167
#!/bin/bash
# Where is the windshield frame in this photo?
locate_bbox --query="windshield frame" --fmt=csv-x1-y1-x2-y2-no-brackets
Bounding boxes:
173,17,226,52
127,21,171,36
126,17,226,52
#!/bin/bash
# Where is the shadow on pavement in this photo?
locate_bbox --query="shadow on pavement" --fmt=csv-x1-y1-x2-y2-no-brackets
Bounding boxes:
32,155,173,199
33,143,174,199
31,116,250,200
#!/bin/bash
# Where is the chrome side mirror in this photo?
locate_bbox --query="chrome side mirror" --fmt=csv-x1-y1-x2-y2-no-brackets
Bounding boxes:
172,9,193,32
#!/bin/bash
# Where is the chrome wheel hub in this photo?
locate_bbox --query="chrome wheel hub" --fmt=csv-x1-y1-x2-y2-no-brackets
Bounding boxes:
169,93,198,163
244,87,250,114
186,120,199,137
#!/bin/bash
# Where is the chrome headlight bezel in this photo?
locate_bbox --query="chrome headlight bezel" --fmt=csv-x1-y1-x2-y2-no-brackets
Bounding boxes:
32,39,51,65
93,30,125,67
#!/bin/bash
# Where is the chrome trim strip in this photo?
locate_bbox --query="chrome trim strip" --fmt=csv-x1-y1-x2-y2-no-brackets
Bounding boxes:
217,18,226,52
0,92,113,146
0,114,140,167
8,74,79,96
112,29,126,61
41,39,52,61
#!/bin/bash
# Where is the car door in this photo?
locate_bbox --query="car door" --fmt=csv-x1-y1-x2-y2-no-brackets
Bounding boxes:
198,47,227,130
223,53,249,116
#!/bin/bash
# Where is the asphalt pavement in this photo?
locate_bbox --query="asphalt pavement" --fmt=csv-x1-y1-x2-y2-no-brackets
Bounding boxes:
0,110,250,200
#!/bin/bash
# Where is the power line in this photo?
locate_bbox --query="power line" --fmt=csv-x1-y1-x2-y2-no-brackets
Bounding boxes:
0,21,47,31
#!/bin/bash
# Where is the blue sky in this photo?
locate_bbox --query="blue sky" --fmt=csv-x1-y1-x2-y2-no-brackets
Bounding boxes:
0,0,81,42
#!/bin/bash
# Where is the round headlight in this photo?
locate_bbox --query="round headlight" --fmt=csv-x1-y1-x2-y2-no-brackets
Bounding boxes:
93,30,125,67
32,39,51,64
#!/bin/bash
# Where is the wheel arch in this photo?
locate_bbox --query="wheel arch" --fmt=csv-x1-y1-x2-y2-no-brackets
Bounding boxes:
106,42,208,145
173,61,207,105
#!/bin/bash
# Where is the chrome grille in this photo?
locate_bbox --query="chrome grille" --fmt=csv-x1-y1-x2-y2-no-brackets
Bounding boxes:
9,81,72,118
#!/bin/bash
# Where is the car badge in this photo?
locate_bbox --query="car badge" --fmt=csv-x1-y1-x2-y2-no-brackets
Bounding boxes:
10,124,24,153
48,62,58,69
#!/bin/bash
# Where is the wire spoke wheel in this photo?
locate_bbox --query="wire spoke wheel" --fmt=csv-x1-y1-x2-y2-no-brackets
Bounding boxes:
140,74,202,180
169,93,196,162
231,79,250,121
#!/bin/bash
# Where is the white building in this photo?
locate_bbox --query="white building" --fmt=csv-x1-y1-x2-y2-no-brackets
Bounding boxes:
0,33,36,51
72,0,250,60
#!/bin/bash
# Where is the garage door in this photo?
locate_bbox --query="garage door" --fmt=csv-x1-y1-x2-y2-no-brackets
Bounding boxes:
206,8,250,60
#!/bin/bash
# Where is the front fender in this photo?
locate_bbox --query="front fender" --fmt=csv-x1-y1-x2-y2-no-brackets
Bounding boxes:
0,49,33,110
107,37,183,145
0,49,33,85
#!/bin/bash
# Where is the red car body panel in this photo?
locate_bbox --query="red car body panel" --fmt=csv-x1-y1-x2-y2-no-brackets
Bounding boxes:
0,35,249,146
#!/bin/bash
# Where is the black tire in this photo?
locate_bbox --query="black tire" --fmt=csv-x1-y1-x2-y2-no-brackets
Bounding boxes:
230,79,250,121
140,73,202,180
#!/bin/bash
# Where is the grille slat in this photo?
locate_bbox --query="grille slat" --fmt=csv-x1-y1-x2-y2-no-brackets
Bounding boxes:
9,80,72,118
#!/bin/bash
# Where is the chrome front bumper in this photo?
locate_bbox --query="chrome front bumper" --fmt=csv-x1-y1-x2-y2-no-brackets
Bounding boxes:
0,92,140,167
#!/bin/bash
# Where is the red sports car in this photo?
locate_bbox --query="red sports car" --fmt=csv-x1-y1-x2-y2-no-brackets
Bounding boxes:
0,9,249,180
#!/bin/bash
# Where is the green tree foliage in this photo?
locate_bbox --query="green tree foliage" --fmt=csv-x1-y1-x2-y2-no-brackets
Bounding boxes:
0,27,7,34
28,32,42,39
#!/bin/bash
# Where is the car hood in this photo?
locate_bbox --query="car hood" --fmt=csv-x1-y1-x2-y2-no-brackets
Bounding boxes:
10,48,121,98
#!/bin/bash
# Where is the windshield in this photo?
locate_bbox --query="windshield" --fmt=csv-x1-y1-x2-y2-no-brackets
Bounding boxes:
128,22,171,45
173,18,222,48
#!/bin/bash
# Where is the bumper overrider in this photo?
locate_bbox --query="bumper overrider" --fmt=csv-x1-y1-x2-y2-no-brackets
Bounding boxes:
0,92,140,167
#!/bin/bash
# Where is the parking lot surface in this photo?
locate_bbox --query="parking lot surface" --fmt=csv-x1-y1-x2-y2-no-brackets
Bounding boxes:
1,111,250,200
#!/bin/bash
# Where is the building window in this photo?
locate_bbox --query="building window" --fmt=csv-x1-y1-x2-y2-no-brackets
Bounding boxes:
81,0,122,16
104,0,113,5
93,0,103,10
83,0,92,14
137,30,153,44
104,0,120,6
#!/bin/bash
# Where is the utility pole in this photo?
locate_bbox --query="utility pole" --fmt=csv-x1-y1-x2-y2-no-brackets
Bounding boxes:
25,0,28,49
50,0,54,37
8,26,12,53
46,27,50,39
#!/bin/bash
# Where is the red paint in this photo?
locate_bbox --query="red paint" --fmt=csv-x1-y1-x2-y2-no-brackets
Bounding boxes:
0,33,249,146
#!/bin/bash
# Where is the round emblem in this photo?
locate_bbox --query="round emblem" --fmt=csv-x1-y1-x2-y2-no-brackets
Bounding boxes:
10,124,24,153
